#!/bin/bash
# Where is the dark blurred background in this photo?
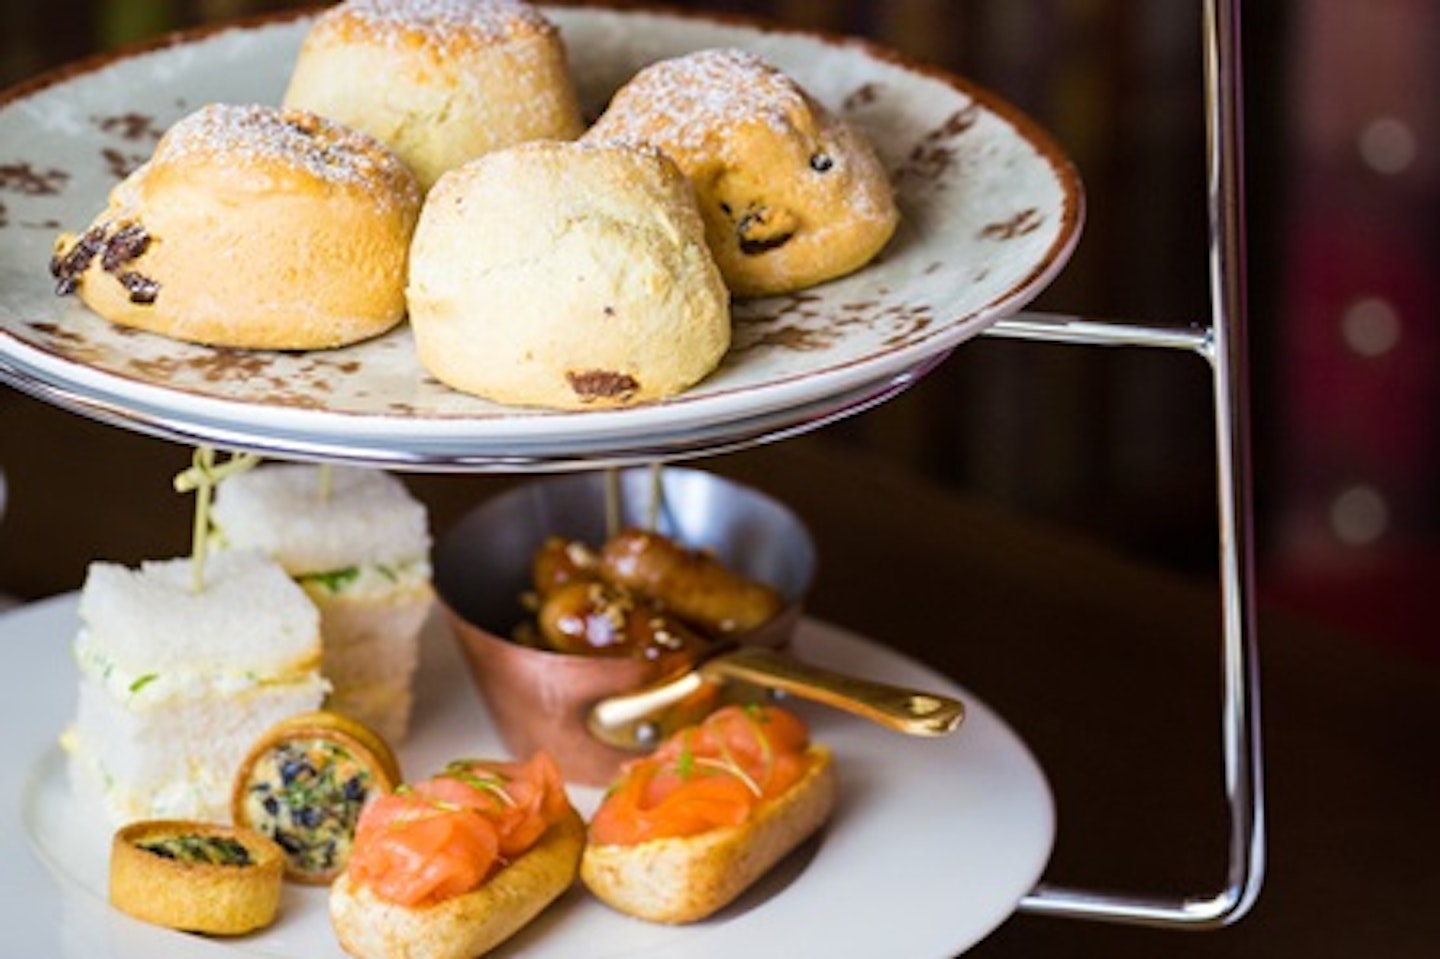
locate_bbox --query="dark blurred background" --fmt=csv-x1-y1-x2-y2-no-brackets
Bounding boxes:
3,3,1439,957
2,1,1437,654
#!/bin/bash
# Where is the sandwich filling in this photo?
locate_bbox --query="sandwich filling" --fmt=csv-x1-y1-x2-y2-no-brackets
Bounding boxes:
297,557,431,600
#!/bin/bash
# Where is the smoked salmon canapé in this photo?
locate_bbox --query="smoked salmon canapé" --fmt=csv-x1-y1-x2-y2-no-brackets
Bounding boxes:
582,704,837,923
328,752,584,959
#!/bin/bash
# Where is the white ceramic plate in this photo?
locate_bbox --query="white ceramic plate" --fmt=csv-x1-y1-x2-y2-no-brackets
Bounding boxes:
1,595,1052,959
4,347,942,470
0,7,1082,467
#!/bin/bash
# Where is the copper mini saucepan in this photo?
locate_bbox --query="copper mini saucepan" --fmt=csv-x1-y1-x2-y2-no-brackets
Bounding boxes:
434,467,962,786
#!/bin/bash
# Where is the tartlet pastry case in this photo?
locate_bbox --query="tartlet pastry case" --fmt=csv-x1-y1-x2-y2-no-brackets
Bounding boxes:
0,0,1261,954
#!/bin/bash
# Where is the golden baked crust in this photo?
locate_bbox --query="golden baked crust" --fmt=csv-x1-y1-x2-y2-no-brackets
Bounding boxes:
580,745,836,923
585,48,899,298
52,103,421,350
232,710,401,885
329,807,585,959
109,820,285,935
284,0,584,190
407,139,730,410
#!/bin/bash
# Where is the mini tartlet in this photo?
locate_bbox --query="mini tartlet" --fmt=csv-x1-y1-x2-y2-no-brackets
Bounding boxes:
232,710,401,884
110,820,286,935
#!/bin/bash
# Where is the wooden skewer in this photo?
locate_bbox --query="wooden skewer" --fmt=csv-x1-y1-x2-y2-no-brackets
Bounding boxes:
647,461,663,531
173,446,260,592
604,467,621,541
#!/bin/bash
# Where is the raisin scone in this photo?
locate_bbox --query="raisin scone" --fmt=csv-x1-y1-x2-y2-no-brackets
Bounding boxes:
51,103,421,350
585,47,899,298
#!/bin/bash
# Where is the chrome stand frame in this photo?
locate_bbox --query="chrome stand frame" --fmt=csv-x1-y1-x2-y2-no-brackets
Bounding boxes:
988,0,1265,928
0,0,1264,930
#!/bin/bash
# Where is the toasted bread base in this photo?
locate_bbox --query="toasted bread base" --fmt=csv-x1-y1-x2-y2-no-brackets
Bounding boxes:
329,807,585,959
581,745,836,923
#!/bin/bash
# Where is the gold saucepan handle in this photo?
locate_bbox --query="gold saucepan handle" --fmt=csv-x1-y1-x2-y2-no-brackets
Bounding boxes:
702,645,964,735
587,645,964,751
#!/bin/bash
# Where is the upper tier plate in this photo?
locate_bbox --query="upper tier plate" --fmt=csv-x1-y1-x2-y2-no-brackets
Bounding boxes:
0,6,1082,468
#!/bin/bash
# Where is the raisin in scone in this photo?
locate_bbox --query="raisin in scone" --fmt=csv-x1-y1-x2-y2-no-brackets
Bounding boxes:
406,139,730,410
283,0,584,191
51,103,421,350
585,47,899,298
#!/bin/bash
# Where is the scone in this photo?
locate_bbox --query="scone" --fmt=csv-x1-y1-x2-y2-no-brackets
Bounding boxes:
585,47,899,298
283,0,585,190
407,139,731,410
50,103,421,350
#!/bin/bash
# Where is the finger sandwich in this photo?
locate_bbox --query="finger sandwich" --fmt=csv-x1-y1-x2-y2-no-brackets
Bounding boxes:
65,549,328,826
210,464,433,743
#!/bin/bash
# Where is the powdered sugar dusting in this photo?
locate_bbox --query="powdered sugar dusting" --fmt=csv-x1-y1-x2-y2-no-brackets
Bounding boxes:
322,0,556,50
156,104,418,208
591,48,813,157
0,7,1081,450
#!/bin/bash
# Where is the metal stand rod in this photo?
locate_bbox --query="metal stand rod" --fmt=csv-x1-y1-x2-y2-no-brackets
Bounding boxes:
987,312,1209,351
1002,0,1266,928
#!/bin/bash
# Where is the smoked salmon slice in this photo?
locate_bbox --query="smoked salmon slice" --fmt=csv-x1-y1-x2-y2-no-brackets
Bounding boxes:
589,704,815,847
345,752,570,907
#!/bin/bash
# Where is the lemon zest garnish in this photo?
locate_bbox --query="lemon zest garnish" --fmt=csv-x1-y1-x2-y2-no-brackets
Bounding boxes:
441,762,518,808
693,755,762,798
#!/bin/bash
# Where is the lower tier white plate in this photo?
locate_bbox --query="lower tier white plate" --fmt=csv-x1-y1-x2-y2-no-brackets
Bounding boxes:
1,594,1052,958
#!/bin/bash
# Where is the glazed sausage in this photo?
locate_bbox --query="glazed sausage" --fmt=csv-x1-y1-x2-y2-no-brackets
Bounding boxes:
536,579,710,661
530,536,600,597
597,528,783,637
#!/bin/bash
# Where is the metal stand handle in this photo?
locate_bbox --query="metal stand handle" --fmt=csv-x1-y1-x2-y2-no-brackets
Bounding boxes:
988,0,1266,928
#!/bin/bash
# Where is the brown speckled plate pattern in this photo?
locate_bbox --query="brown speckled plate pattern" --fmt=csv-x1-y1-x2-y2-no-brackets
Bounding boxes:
0,6,1083,466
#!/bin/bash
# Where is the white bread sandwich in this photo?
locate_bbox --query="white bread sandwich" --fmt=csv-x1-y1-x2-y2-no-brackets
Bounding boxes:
581,704,836,923
329,753,583,959
210,464,433,742
64,549,328,826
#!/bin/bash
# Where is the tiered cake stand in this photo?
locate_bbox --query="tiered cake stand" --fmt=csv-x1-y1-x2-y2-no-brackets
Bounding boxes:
0,0,1261,948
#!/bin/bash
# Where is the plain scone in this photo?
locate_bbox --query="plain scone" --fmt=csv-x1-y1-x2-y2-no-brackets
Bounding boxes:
51,103,421,350
407,139,731,410
283,0,584,190
581,745,836,923
585,48,899,298
329,808,585,959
